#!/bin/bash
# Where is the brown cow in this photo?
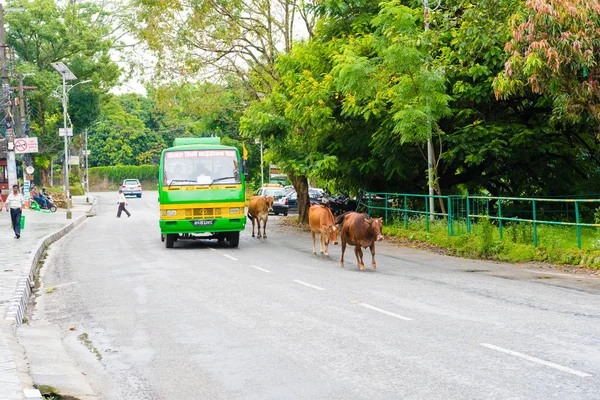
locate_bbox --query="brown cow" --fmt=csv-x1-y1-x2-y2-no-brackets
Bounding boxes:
308,205,339,257
248,196,274,238
335,212,384,271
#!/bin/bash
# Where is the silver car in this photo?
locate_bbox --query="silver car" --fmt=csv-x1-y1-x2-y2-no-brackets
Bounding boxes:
122,179,142,198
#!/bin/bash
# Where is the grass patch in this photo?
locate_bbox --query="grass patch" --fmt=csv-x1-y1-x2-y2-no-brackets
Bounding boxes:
385,216,600,269
77,333,102,361
36,384,81,400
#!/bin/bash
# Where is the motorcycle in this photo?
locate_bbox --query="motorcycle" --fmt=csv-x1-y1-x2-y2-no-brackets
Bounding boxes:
36,190,58,213
321,194,358,216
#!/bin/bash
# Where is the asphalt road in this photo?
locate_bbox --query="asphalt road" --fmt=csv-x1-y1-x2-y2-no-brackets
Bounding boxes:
28,192,600,399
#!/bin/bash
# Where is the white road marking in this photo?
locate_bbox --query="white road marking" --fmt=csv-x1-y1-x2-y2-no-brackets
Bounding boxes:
293,280,325,291
250,265,271,273
209,248,217,252
480,343,592,378
358,303,413,321
223,254,238,261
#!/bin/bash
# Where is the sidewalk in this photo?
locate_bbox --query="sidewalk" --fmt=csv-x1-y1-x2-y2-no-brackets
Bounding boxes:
0,196,94,400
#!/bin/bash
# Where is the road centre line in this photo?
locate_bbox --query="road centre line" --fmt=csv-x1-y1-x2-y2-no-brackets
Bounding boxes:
223,254,238,261
293,280,325,291
358,303,413,321
250,265,271,273
480,343,592,378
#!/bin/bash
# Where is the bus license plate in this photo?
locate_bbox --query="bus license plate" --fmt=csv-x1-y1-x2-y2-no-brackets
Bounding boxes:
191,220,215,227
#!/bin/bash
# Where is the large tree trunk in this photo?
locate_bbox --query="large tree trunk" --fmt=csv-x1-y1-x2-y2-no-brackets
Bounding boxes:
290,172,310,224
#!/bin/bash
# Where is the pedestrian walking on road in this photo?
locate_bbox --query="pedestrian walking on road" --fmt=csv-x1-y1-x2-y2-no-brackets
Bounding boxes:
117,189,131,218
5,184,23,238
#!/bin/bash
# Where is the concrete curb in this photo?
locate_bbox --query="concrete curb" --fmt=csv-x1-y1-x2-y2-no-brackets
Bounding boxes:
4,198,96,331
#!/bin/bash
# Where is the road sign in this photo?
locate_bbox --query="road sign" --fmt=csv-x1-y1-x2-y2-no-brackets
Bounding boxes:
68,156,80,165
25,166,35,174
14,138,38,154
82,150,91,156
59,128,73,137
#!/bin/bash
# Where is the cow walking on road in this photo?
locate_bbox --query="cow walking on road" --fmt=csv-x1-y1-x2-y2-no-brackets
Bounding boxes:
308,205,339,257
335,212,384,271
248,196,274,239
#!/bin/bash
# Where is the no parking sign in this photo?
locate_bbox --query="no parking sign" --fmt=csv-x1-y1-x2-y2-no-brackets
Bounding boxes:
14,138,38,154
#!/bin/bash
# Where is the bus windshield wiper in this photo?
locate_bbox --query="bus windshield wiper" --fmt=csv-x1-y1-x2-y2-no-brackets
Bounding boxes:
209,176,237,187
168,179,197,188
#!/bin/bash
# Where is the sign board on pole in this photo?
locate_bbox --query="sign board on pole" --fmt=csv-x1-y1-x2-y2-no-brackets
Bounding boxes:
23,180,30,200
68,156,80,165
14,138,39,154
83,150,91,156
6,128,14,142
25,166,35,175
59,128,73,137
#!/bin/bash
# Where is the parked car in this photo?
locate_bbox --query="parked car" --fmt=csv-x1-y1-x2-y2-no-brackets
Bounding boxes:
286,188,323,210
254,187,289,215
286,191,298,211
122,179,142,198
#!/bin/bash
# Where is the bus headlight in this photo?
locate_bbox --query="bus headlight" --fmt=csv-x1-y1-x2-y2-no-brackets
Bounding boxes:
166,210,177,216
229,207,241,214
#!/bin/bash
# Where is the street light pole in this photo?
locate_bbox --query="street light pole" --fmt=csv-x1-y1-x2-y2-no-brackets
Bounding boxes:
61,74,70,218
51,62,84,219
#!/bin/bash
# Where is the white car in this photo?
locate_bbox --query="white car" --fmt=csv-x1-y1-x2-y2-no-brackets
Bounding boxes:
121,179,142,198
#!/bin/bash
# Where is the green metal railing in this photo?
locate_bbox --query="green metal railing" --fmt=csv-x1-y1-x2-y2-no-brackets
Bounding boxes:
356,190,600,249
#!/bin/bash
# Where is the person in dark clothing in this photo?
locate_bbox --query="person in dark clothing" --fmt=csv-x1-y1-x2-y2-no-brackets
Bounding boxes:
117,189,131,218
5,184,23,238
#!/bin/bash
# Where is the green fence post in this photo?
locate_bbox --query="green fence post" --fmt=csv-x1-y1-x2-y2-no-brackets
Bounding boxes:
575,201,581,249
533,199,538,247
466,193,471,234
404,195,408,230
385,194,388,226
425,196,430,232
447,196,453,236
486,198,490,216
498,200,503,240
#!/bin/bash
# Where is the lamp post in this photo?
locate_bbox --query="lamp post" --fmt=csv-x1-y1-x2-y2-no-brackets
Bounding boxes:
50,62,91,219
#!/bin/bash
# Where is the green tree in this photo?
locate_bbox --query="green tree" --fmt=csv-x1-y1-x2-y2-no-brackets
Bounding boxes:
6,0,121,184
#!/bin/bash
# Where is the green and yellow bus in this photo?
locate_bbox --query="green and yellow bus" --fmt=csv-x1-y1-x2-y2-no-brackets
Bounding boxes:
159,137,247,248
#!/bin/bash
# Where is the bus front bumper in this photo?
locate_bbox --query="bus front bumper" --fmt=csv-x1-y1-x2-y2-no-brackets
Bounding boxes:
160,217,246,235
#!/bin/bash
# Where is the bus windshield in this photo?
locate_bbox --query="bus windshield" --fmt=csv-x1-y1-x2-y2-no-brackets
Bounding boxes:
163,150,241,186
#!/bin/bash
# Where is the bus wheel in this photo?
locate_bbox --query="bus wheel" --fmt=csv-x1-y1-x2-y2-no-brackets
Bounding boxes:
228,232,240,248
165,234,176,248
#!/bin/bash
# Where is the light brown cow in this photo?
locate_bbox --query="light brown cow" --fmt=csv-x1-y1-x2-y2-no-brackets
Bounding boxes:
308,205,339,257
335,212,384,271
248,196,274,238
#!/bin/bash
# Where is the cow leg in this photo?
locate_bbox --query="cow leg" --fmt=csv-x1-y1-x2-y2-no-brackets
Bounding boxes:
370,243,377,270
311,231,317,254
323,234,329,258
355,246,365,271
319,231,324,255
262,218,267,239
256,217,262,238
340,238,346,268
251,217,256,238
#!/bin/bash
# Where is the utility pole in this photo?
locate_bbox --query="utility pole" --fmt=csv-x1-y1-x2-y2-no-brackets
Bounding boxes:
423,0,439,220
84,128,89,203
0,4,17,190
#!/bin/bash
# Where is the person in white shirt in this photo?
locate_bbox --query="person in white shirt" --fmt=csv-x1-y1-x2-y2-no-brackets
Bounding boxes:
117,189,131,218
5,184,23,238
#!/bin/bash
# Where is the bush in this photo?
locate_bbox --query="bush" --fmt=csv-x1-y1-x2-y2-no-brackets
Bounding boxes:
89,165,159,190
